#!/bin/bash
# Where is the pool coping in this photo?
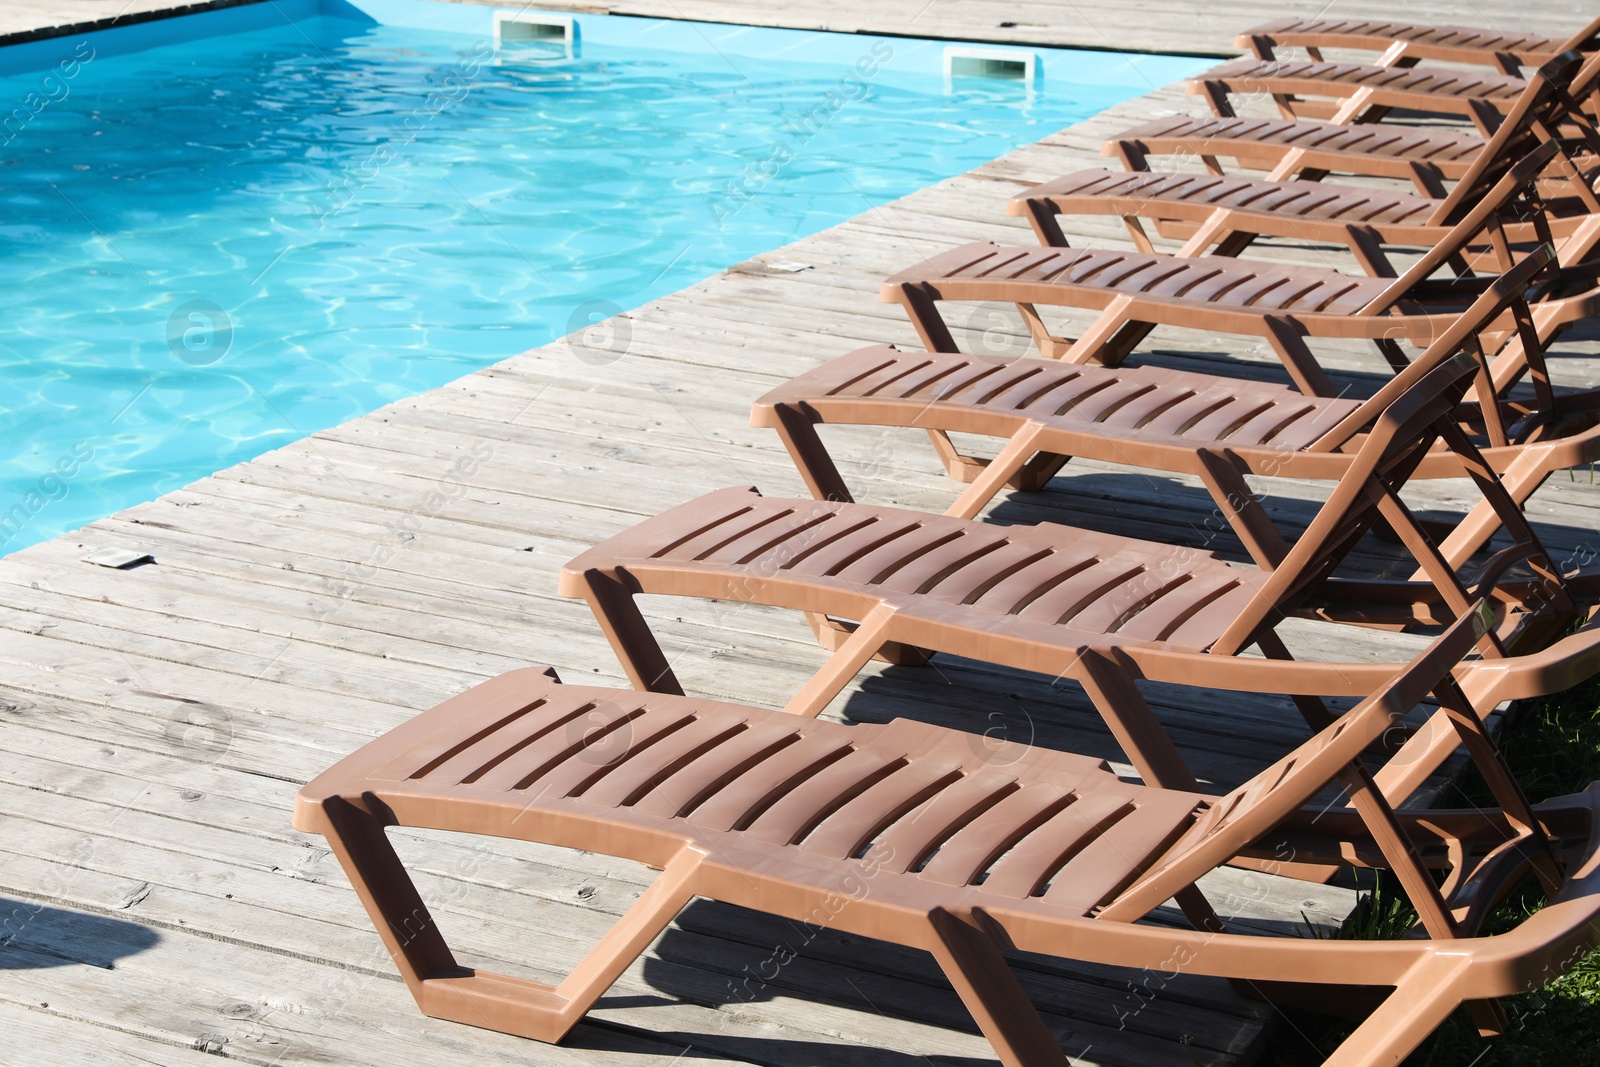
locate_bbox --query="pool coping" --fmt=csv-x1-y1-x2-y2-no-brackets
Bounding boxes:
0,0,265,47
1,0,1238,56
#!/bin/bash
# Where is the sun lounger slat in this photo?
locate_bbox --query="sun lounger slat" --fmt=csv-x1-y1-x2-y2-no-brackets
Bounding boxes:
530,704,703,799
874,771,1028,874
829,522,967,585
689,731,857,833
919,783,1077,886
396,693,554,782
631,717,809,819
1025,370,1124,416
645,500,761,559
1054,378,1156,423
937,541,1061,606
851,357,938,397
1185,398,1278,440
904,360,1010,401
1013,557,1153,624
1115,572,1254,643
1137,387,1241,435
1071,571,1202,634
772,515,924,577
745,745,912,845
978,792,1139,898
820,353,909,396
963,550,1091,614
580,715,756,808
694,504,834,566
1094,379,1197,428
799,758,966,860
882,360,979,401
1228,400,1329,447
1164,580,1270,648
684,507,804,561
1048,792,1206,912
873,534,1013,598
1145,263,1227,298
467,697,655,792
414,696,578,786
978,366,1082,410
952,364,1042,406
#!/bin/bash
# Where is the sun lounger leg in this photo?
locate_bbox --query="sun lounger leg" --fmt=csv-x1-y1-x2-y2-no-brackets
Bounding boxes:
1062,300,1155,367
1016,303,1076,360
1171,208,1263,261
1319,958,1471,1067
1107,138,1149,173
926,428,993,483
545,847,702,1032
1262,316,1337,397
1433,445,1555,570
319,795,701,1043
1248,630,1338,730
1197,81,1234,118
924,428,1068,494
1343,226,1396,278
925,909,1072,1067
1011,453,1071,491
784,604,904,716
1194,449,1289,570
803,611,931,666
575,568,685,695
1073,652,1199,790
894,283,961,353
1017,199,1071,248
317,796,465,999
770,403,853,502
945,423,1049,520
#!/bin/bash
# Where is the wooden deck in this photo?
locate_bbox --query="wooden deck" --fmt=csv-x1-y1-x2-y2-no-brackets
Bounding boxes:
3,2,1600,1065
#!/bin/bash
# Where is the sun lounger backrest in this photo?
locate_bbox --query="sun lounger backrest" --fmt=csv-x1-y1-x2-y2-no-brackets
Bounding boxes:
1212,354,1483,654
1101,603,1494,921
1559,16,1600,55
1307,245,1556,452
1534,52,1600,173
1430,52,1589,223
1362,140,1560,315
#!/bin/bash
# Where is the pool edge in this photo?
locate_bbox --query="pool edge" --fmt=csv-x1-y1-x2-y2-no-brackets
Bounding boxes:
0,0,270,47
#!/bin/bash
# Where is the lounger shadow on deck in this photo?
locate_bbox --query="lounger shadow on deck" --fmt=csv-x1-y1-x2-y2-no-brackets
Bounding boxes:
637,900,1267,1066
0,898,160,970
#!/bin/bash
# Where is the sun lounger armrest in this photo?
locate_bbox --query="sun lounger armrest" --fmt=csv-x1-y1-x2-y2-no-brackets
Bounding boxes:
1464,612,1600,704
1442,786,1600,997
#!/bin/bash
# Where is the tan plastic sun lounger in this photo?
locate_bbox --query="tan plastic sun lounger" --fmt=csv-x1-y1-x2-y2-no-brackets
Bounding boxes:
1190,56,1536,132
1011,55,1600,269
1105,52,1600,197
1111,114,1499,189
561,346,1600,799
753,250,1600,573
1237,15,1600,74
293,607,1600,1067
881,149,1600,398
1203,20,1600,127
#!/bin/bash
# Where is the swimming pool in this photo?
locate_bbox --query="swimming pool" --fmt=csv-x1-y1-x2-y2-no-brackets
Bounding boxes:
0,0,1207,555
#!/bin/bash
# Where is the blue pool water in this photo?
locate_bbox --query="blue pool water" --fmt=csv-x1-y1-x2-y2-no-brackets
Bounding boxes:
0,0,1206,554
